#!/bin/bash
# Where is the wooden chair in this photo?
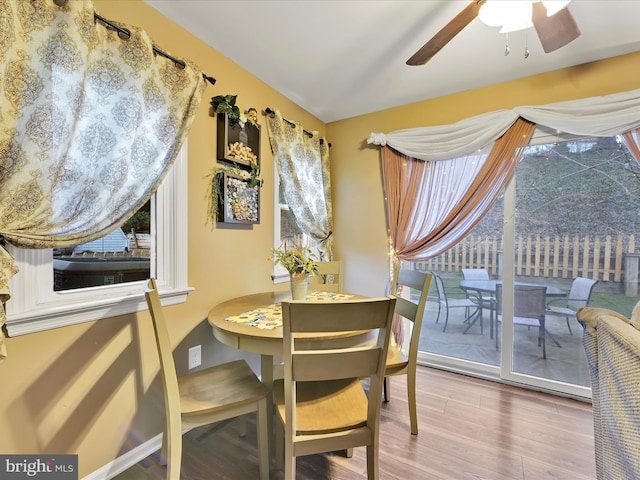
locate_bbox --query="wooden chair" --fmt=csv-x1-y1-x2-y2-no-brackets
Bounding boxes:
274,296,396,479
384,268,432,435
143,278,270,480
309,260,344,292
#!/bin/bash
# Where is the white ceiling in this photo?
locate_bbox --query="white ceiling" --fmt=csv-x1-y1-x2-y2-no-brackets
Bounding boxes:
145,0,640,123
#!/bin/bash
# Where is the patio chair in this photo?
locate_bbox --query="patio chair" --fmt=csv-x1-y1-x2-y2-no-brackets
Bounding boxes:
432,271,481,333
461,268,490,281
384,268,432,435
461,268,496,319
546,277,598,335
496,284,549,359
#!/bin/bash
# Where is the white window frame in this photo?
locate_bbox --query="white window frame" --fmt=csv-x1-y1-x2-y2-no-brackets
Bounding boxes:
5,142,192,336
272,170,292,284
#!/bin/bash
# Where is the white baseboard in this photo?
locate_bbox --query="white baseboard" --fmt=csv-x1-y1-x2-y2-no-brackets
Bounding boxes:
82,433,162,480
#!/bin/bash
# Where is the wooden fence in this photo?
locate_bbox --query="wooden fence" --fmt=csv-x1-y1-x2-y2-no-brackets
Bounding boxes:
415,234,638,284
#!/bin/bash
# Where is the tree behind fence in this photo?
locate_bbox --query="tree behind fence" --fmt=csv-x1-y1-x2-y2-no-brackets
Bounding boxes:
415,234,637,284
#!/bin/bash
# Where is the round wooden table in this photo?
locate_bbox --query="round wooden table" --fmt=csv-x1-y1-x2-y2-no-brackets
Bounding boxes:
207,290,373,455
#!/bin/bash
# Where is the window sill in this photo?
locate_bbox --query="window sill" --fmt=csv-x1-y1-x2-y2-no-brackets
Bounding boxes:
6,286,193,337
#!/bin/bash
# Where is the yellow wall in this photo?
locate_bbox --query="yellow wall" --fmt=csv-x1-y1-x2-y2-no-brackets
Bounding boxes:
1,0,638,476
0,1,325,476
329,52,640,298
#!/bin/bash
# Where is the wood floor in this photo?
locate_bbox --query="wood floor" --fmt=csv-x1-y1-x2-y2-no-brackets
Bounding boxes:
113,366,596,480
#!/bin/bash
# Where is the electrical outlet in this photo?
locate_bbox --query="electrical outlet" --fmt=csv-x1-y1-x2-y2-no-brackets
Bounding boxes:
188,345,201,369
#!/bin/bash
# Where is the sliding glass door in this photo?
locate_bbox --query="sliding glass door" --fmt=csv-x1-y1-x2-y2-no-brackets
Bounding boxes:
417,135,640,398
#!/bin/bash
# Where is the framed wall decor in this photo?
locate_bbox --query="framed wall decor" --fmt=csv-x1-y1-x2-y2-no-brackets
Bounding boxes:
217,172,260,224
217,113,261,169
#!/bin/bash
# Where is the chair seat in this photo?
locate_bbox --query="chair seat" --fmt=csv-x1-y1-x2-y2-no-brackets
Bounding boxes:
385,343,409,372
179,359,268,417
447,298,479,309
498,314,540,328
274,378,367,434
546,305,576,316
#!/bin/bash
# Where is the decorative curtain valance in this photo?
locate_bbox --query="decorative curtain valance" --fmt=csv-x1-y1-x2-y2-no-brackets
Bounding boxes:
266,109,334,259
368,88,640,160
0,0,207,361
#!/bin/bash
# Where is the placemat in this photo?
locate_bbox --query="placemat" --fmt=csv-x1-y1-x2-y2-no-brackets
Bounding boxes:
225,291,354,330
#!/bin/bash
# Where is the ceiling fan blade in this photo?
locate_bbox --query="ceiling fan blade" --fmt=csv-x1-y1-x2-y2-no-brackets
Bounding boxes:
531,2,581,53
407,0,486,66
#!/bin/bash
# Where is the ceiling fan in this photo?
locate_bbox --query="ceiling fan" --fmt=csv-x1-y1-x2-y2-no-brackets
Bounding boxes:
406,0,581,66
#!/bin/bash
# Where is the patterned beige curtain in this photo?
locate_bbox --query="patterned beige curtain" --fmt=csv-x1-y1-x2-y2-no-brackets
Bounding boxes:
265,109,334,258
0,0,207,361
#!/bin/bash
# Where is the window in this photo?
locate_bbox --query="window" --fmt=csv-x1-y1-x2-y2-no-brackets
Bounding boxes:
6,143,191,336
53,200,151,292
272,167,320,283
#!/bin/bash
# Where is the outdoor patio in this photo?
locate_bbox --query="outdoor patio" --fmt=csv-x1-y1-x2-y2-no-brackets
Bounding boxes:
420,277,640,387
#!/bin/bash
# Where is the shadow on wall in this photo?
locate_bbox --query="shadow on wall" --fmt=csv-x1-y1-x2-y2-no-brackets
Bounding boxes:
7,304,260,471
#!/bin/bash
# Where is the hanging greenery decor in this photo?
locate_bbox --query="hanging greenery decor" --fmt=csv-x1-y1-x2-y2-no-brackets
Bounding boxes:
210,94,241,124
207,94,263,224
205,160,263,225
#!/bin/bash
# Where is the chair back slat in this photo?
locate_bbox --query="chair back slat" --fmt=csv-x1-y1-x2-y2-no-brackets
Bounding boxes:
309,260,344,292
285,297,394,332
293,348,382,381
394,296,419,324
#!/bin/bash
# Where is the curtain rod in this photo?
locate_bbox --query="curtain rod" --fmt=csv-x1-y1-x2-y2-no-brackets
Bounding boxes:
50,1,217,86
264,108,330,147
97,11,217,86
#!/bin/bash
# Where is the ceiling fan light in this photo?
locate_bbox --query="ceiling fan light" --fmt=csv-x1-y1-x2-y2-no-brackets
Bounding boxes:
480,1,533,32
541,1,571,17
478,1,505,27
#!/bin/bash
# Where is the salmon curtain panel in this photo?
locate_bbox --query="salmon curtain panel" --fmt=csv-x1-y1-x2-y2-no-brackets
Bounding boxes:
621,128,640,165
266,109,334,258
0,0,207,361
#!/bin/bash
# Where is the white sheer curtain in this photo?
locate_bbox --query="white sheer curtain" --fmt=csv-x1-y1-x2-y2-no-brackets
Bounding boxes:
0,0,207,361
383,149,492,258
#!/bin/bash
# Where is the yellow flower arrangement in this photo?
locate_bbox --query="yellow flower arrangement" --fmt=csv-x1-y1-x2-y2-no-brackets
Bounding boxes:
269,242,319,279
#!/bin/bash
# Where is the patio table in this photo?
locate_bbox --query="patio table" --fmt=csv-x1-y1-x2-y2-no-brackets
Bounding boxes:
459,279,566,337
